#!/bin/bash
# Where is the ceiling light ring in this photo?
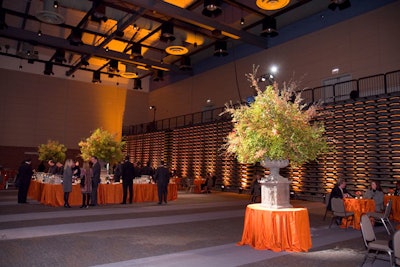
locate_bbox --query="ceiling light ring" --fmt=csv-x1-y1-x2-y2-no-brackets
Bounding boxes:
256,0,291,11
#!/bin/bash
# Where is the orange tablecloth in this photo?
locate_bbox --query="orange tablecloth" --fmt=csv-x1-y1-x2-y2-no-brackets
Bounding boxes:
28,180,178,207
237,204,312,252
343,198,375,230
40,183,82,206
194,179,205,193
28,180,45,201
98,183,178,203
384,195,400,222
28,180,82,206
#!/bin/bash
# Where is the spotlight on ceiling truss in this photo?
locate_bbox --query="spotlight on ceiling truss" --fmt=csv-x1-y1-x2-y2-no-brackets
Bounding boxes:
202,0,222,18
328,0,351,11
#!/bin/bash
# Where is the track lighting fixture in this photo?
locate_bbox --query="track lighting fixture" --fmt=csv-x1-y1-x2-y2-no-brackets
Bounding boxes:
179,56,192,71
54,48,66,63
160,21,175,42
130,43,142,59
214,40,228,57
92,71,101,83
153,70,164,82
70,28,83,46
328,0,351,11
43,62,54,75
202,0,222,17
133,78,142,90
108,60,119,72
91,1,108,23
261,16,278,37
53,1,59,9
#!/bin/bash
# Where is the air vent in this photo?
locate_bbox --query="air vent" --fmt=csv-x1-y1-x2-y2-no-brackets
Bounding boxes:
36,0,65,25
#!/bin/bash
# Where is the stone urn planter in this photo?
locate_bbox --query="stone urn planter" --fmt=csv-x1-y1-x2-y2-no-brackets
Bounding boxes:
259,159,292,209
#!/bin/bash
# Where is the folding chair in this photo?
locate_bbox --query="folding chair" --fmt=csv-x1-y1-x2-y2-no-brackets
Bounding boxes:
367,199,395,235
360,214,394,266
329,198,354,229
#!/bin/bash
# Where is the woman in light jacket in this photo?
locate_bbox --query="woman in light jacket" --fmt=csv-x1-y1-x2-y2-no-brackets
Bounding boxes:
62,159,74,208
80,161,93,208
364,180,384,212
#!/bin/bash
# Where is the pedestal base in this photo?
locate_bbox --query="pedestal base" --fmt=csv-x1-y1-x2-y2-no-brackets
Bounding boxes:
260,180,292,209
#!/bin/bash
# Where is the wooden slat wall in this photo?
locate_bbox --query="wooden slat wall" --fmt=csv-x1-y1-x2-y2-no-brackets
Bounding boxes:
125,92,400,199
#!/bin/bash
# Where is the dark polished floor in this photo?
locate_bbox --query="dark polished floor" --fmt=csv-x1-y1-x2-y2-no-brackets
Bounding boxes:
0,189,394,267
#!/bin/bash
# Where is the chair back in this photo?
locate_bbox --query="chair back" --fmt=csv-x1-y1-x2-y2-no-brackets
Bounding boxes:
331,198,345,213
360,214,376,247
325,193,331,206
393,230,400,265
384,199,393,219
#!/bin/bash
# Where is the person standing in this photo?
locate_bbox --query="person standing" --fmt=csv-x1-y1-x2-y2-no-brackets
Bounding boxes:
113,161,123,183
80,161,92,208
141,161,154,177
72,160,81,182
47,160,57,174
90,156,101,206
154,161,170,205
17,158,33,204
121,156,135,204
62,159,74,208
55,161,64,175
37,161,46,172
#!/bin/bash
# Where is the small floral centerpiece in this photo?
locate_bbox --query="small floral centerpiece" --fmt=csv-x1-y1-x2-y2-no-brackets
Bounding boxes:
78,128,125,164
387,189,394,196
223,66,330,166
355,191,363,199
38,139,67,164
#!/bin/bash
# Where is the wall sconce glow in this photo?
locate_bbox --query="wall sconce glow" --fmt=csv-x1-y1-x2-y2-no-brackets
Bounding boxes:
332,68,339,74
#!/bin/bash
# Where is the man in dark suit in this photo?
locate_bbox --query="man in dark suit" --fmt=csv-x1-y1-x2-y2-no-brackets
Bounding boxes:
17,158,33,203
328,178,352,210
121,156,135,204
327,178,352,225
90,156,101,206
154,161,170,205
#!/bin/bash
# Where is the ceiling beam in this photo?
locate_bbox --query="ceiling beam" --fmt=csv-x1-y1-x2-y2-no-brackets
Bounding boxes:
0,26,179,72
124,0,268,49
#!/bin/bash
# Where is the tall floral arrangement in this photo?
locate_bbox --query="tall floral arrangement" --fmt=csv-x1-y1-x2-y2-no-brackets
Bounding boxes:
38,140,67,163
79,128,125,164
223,67,329,166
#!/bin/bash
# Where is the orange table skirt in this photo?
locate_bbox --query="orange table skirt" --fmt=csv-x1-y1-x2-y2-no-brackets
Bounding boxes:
384,195,400,222
237,204,312,252
194,179,205,193
99,183,178,204
28,180,178,207
343,198,375,230
28,180,45,201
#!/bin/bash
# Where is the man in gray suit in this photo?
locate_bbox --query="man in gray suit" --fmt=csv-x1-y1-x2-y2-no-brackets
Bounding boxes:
90,156,101,206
